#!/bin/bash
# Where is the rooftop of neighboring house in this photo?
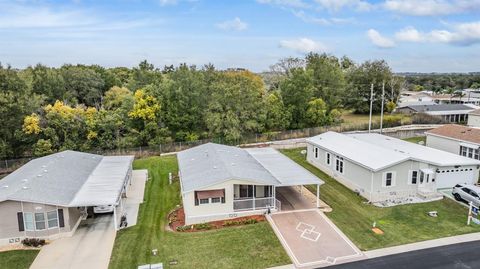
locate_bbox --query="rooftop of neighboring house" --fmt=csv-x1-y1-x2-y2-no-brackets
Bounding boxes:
0,150,134,207
306,131,480,172
403,104,477,113
426,124,480,145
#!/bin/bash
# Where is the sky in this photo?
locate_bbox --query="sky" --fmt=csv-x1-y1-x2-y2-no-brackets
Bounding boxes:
1,0,480,72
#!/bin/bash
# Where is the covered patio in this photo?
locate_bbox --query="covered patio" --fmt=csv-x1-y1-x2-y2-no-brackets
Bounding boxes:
244,147,324,212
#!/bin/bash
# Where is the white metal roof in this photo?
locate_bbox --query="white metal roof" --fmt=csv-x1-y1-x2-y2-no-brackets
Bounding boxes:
245,147,323,186
177,143,324,193
307,132,480,172
69,156,134,207
349,133,480,167
306,132,408,171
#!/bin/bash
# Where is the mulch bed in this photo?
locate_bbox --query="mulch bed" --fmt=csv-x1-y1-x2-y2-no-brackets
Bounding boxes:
168,207,265,232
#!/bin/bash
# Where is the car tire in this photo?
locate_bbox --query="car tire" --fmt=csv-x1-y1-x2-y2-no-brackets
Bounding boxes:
454,193,462,201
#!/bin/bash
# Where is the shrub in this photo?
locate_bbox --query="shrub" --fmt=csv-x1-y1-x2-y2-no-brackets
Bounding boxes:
412,113,445,124
193,223,213,230
382,115,403,128
22,238,46,247
176,225,191,232
242,219,258,225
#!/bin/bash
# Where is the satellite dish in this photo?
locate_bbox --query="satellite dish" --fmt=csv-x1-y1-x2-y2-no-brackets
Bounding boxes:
300,150,307,155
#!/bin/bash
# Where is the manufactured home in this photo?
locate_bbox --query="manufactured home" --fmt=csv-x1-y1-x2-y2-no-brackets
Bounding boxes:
306,132,480,204
177,143,324,225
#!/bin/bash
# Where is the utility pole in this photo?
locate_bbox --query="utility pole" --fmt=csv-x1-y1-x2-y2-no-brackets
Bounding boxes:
368,83,374,133
380,81,385,134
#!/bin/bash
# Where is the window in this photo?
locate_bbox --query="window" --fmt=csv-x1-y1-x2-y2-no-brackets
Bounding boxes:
410,171,418,184
47,211,58,228
211,197,221,203
385,173,393,186
314,147,319,159
335,157,344,174
199,198,209,204
326,152,331,165
460,146,480,160
35,213,46,230
24,213,34,231
383,172,395,187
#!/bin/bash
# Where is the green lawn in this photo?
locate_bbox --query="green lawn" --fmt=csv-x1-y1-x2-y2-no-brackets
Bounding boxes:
109,155,290,269
281,148,480,251
0,250,39,269
403,136,426,144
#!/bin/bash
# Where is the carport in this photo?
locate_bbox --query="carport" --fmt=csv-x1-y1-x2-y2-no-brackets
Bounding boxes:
245,147,324,211
69,156,134,231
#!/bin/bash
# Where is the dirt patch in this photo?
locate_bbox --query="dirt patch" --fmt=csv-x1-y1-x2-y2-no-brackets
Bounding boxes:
168,207,265,232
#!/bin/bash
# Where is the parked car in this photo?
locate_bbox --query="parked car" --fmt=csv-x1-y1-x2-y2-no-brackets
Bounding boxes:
452,184,480,206
93,205,114,214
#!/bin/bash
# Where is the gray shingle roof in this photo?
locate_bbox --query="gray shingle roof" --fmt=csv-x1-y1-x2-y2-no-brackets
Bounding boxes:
0,151,102,206
407,104,473,112
0,151,134,207
177,143,323,193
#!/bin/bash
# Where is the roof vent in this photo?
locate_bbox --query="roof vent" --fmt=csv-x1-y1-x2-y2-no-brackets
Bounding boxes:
213,166,217,169
191,158,195,161
2,185,8,189
22,179,28,182
22,186,29,190
231,163,235,166
37,174,42,177
43,170,48,173
41,165,46,168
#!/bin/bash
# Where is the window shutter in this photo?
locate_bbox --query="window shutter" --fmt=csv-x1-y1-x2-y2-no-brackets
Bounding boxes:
194,192,199,206
221,197,225,203
17,212,25,232
58,209,65,228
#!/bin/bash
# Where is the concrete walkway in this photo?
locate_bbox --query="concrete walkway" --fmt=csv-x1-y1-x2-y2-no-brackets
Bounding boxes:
124,169,148,227
364,232,480,258
30,215,116,269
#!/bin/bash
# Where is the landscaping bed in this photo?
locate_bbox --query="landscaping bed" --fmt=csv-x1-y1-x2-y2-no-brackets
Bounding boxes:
168,207,265,232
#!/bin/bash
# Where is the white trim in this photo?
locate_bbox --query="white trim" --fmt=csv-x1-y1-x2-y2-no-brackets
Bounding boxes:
382,171,396,188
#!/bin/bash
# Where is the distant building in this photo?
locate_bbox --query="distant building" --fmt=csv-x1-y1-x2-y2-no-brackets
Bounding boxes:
395,104,479,123
426,124,480,161
468,109,480,127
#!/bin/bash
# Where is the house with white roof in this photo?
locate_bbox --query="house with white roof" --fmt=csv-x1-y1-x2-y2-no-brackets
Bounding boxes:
306,132,480,205
177,143,324,225
0,150,134,246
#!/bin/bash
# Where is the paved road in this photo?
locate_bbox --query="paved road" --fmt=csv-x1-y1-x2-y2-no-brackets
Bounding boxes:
328,241,480,269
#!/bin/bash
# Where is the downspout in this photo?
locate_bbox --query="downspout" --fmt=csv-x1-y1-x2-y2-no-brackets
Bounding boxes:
370,171,374,202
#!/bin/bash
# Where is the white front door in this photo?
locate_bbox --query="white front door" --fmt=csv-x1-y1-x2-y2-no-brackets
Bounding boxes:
419,170,436,192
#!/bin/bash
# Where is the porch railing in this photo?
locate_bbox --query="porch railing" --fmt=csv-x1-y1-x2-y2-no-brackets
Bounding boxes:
233,197,280,211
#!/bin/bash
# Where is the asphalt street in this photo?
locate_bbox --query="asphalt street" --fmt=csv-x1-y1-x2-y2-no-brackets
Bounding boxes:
328,241,480,269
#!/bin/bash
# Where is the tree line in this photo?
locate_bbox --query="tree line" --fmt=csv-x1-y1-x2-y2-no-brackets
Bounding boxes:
1,53,402,158
403,72,480,93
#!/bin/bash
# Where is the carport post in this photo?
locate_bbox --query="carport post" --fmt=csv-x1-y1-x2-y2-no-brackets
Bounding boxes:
113,206,118,231
316,184,320,208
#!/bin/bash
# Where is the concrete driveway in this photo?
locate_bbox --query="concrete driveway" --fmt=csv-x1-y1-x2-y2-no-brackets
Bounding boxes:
268,209,364,268
30,215,116,269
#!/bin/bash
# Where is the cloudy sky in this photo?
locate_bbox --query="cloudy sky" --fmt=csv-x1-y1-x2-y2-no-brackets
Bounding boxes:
1,0,480,72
